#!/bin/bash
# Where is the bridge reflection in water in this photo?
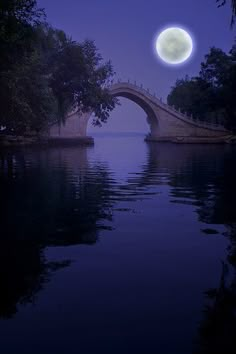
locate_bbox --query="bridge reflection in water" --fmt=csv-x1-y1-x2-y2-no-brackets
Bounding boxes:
0,139,236,354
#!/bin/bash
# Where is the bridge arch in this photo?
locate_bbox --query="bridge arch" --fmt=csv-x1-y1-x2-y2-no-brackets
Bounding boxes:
109,83,159,135
49,81,229,143
108,82,228,142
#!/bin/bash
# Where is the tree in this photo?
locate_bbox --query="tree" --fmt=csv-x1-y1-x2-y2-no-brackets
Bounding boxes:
0,1,49,134
0,24,57,134
168,44,236,131
0,2,116,135
49,39,117,127
0,52,57,134
167,76,217,122
200,46,236,130
200,48,232,88
0,0,44,69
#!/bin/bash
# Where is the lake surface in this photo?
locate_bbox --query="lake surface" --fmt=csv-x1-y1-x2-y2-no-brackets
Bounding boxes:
0,133,236,354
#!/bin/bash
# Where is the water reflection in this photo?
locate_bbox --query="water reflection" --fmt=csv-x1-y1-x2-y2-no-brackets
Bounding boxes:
141,143,236,353
0,147,114,317
0,140,236,353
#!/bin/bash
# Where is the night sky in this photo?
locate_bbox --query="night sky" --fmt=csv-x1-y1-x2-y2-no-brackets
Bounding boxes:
38,0,235,133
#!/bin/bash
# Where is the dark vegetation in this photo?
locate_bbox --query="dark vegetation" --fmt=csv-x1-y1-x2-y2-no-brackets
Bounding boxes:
167,1,236,132
0,0,116,136
167,45,236,132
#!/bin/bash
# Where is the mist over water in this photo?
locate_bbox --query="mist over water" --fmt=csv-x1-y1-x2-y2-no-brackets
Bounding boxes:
0,133,236,354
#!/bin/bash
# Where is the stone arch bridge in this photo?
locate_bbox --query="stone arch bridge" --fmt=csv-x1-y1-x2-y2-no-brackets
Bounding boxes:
49,81,230,144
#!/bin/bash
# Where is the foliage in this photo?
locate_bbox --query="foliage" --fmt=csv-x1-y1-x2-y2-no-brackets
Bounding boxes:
0,0,44,69
49,39,116,127
167,45,236,131
0,1,116,135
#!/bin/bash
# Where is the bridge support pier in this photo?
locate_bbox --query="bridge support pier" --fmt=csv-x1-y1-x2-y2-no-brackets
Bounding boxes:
48,111,94,145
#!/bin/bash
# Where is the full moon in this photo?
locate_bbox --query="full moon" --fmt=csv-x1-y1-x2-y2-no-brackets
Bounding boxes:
155,27,193,65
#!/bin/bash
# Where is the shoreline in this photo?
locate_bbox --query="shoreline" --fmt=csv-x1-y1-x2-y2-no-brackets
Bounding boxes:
1,134,236,148
0,135,95,147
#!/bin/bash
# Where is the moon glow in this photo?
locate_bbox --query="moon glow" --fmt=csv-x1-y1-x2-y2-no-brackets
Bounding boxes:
155,27,193,65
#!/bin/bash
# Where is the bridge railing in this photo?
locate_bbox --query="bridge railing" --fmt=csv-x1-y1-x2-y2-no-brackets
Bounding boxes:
112,79,227,131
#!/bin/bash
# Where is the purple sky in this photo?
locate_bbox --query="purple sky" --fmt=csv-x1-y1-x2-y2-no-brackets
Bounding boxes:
38,0,235,133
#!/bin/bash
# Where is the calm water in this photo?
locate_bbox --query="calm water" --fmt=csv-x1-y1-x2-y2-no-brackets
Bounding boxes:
0,134,236,354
